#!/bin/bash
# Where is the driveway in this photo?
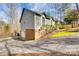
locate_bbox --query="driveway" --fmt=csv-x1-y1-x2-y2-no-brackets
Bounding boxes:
0,34,79,55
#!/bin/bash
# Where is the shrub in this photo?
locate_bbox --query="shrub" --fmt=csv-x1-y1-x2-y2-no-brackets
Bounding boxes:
59,25,65,29
4,24,11,34
64,25,72,31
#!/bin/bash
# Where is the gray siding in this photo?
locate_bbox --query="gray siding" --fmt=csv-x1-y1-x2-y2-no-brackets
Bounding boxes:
21,9,34,30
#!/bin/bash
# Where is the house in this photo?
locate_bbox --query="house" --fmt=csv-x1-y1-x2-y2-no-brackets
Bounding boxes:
42,13,55,26
20,8,55,40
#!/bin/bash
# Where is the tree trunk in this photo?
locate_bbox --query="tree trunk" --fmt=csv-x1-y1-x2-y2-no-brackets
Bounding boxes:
75,3,79,12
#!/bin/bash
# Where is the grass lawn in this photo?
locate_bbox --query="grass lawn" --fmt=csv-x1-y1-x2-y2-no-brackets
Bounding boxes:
48,31,79,39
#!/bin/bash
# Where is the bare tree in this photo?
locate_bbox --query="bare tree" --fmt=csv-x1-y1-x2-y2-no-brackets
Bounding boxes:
75,3,79,13
6,4,20,34
0,3,20,34
75,3,79,26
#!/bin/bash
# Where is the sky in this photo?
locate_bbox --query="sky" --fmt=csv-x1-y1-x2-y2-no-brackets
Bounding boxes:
0,3,77,23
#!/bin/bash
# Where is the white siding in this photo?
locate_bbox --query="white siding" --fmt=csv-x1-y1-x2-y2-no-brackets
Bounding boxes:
45,19,51,25
34,15,42,29
41,15,46,26
21,10,34,31
52,20,55,25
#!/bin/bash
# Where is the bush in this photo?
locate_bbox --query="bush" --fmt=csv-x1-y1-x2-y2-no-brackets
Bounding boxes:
42,25,50,29
64,25,72,31
54,23,64,30
4,24,11,34
59,25,65,29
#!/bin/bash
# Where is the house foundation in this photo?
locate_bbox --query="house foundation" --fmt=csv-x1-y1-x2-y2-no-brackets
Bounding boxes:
25,29,46,40
25,29,35,40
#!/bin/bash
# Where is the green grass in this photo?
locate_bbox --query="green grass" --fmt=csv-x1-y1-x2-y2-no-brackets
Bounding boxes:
48,31,79,39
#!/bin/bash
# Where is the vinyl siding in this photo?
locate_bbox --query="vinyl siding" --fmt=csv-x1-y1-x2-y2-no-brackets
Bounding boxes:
21,9,35,31
34,15,42,29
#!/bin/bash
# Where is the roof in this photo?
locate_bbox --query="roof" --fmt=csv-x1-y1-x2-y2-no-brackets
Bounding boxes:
42,13,50,19
20,8,54,22
42,13,54,20
20,8,25,22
